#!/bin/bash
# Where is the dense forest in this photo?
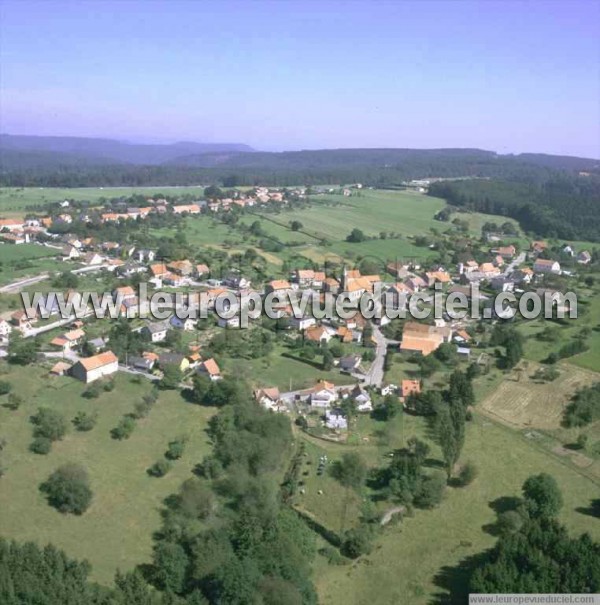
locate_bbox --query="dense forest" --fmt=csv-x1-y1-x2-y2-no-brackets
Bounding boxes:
428,174,600,242
1,146,598,189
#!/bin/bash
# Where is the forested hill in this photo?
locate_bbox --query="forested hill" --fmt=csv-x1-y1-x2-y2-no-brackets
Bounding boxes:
1,143,598,188
428,174,600,242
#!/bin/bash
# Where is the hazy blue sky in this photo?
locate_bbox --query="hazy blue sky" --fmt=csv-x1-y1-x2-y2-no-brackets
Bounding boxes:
1,0,598,156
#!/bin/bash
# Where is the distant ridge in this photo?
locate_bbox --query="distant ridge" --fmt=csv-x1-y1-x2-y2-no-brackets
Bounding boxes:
0,134,255,166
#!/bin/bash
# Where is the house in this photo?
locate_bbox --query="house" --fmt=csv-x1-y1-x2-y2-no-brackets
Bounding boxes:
400,379,421,402
158,352,190,373
266,279,292,295
348,384,372,412
494,245,516,259
50,328,85,351
287,315,316,331
142,322,168,342
385,283,412,309
254,387,281,411
195,263,210,278
304,380,338,408
71,351,119,383
480,263,501,278
577,251,592,265
223,273,251,289
50,361,72,376
170,315,196,331
313,271,326,288
533,258,561,274
150,263,169,278
530,241,548,254
11,310,36,330
167,260,194,276
88,336,109,352
425,271,451,287
0,319,12,343
137,249,156,263
304,325,334,344
325,408,348,430
339,354,361,373
172,204,201,214
61,244,80,260
198,358,221,381
336,326,353,343
113,286,136,301
295,269,315,287
386,262,411,279
323,277,340,294
399,321,451,356
163,272,185,287
406,276,426,292
128,355,155,372
0,232,29,244
83,252,104,266
512,268,534,284
0,217,24,231
490,276,515,292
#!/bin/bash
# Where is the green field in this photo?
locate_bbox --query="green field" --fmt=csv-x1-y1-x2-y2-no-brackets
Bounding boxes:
0,243,56,262
0,365,215,584
311,411,600,605
0,186,206,212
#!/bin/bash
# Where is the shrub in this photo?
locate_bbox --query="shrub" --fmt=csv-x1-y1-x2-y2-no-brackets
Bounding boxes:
165,437,187,460
496,510,524,535
148,459,172,477
7,393,22,410
30,437,52,455
0,380,12,395
103,380,115,392
111,416,136,440
82,383,101,399
72,411,98,432
458,461,478,486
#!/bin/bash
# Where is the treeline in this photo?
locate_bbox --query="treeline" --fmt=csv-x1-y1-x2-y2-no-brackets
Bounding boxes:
2,148,597,188
428,174,600,242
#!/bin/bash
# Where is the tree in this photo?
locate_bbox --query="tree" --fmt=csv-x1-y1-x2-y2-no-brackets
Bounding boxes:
330,452,367,491
290,220,303,231
152,541,188,593
341,525,374,558
322,349,334,371
8,333,38,365
522,473,563,518
413,471,446,508
31,407,68,442
378,394,400,420
177,477,214,519
30,436,52,455
0,380,12,395
160,364,182,390
40,464,93,514
346,228,366,243
496,510,524,535
165,437,187,460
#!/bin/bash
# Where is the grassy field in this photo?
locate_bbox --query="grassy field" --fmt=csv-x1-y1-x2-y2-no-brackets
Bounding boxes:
0,186,206,212
0,365,215,584
0,243,57,262
312,411,600,605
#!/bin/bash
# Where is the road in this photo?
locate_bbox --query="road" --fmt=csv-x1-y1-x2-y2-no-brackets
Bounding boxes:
0,273,50,294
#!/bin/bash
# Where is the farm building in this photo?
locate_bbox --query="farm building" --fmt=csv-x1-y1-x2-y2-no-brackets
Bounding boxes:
71,351,118,383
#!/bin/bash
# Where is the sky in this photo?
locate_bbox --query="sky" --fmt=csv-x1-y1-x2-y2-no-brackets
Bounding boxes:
1,0,599,157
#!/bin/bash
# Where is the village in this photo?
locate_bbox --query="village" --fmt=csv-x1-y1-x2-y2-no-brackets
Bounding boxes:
0,186,593,440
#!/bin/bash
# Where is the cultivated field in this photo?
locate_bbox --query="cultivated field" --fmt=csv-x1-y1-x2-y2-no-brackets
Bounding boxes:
479,362,597,430
0,365,215,584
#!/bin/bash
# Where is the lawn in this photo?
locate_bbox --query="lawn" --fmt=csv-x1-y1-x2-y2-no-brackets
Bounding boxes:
216,341,356,392
0,365,215,584
313,411,600,605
